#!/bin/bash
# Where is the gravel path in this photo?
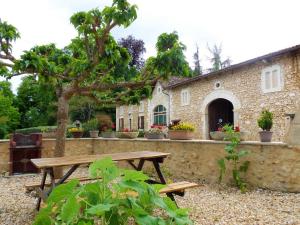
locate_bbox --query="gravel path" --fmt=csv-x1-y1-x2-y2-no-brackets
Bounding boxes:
0,170,300,225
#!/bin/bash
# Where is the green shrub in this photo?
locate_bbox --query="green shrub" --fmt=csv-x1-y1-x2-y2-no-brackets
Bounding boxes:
33,157,193,225
15,126,57,134
218,125,250,193
82,118,99,132
257,110,273,131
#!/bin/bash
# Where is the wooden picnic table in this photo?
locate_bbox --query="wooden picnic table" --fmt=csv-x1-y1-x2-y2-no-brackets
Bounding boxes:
31,151,173,210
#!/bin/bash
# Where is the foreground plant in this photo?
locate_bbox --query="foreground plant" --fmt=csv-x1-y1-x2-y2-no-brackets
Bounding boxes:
218,125,250,192
34,157,193,225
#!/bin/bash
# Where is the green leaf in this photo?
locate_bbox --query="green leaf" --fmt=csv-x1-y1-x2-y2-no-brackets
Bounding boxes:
238,150,249,158
86,203,115,216
239,161,250,173
47,179,79,203
61,195,80,223
123,169,149,181
217,158,226,182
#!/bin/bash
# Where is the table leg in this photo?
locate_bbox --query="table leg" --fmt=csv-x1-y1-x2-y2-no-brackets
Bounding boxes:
127,159,145,171
152,159,178,206
36,169,48,210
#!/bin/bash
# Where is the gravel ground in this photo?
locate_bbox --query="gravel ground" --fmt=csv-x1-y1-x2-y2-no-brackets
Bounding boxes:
1,169,300,225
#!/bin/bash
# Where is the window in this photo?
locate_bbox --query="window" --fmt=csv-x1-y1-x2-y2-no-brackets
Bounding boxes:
119,118,124,130
261,65,283,93
157,86,161,94
119,106,124,116
153,105,167,125
181,89,190,106
138,116,144,129
139,102,144,112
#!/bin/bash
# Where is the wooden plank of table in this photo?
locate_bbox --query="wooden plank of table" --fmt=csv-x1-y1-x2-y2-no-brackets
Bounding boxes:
31,151,169,169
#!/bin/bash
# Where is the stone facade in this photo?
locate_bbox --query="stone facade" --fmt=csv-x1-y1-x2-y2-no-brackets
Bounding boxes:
116,47,300,141
1,138,300,192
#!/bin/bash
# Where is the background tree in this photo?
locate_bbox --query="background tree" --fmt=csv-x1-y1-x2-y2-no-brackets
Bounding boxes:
0,0,191,164
207,43,231,71
118,35,146,70
16,76,57,128
193,44,202,76
0,81,19,138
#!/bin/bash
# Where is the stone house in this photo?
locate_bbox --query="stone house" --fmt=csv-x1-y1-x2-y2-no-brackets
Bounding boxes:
116,45,300,141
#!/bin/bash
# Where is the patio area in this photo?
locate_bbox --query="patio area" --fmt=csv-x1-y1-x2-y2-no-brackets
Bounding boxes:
1,168,299,225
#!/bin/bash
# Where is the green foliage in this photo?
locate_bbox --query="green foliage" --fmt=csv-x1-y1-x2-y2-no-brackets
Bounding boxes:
0,81,19,138
151,31,191,78
33,157,193,225
218,125,250,193
170,122,195,131
82,118,99,131
15,126,57,134
15,76,57,128
257,110,273,131
193,44,202,76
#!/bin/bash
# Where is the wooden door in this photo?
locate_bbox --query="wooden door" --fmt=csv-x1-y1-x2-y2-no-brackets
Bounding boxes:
208,98,234,132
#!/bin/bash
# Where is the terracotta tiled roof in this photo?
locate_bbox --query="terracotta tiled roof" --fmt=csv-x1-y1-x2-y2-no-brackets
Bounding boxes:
166,44,300,89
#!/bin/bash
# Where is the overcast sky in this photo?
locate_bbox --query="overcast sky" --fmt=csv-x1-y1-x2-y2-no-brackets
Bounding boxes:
1,0,300,92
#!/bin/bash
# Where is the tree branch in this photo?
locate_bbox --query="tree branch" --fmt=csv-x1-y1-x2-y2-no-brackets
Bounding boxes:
0,60,13,67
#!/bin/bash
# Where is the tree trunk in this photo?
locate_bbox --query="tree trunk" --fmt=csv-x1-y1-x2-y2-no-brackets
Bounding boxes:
54,94,70,178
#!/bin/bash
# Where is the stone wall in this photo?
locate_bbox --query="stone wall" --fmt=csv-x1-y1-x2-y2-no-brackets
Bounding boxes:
1,138,300,192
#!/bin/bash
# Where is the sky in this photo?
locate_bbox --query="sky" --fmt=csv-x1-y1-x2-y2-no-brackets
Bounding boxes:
1,0,300,92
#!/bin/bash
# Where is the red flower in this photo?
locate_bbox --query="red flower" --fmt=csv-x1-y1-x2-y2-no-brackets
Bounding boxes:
111,123,116,129
235,126,240,132
123,128,129,132
217,127,223,132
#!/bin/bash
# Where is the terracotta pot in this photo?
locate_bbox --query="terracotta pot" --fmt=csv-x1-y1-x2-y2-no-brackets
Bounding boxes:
210,131,247,141
116,131,139,139
101,131,116,138
89,130,99,138
145,133,165,139
259,131,273,142
71,131,83,138
168,130,194,140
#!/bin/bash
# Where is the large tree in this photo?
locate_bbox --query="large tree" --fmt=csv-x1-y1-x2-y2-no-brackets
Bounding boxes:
193,44,202,76
207,44,231,72
0,0,189,161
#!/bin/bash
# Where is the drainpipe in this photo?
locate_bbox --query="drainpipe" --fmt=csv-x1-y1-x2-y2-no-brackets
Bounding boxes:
162,88,171,125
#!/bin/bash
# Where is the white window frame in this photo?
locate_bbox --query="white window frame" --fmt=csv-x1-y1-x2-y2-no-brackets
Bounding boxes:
139,101,144,112
261,65,283,93
181,89,190,106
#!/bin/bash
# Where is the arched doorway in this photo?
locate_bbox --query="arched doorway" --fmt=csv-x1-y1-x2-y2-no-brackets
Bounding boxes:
208,98,234,132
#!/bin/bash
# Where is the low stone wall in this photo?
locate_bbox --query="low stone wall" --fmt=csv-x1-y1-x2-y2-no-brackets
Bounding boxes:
1,138,299,192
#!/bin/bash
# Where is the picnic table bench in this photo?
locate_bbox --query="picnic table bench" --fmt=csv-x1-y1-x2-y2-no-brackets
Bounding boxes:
30,151,199,210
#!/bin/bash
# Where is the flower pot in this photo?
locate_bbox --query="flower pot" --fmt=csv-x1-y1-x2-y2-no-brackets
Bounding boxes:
116,131,139,139
168,130,194,140
89,130,99,138
101,131,116,138
259,131,273,142
71,131,83,138
210,131,247,141
210,131,225,140
145,133,165,139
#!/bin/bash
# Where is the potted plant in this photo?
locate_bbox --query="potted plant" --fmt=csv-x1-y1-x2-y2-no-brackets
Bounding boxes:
145,125,165,139
83,118,99,138
210,125,247,141
168,122,195,140
101,123,116,138
116,128,139,139
68,127,84,138
257,110,273,142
